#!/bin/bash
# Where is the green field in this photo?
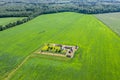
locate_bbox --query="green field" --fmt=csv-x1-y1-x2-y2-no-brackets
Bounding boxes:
0,12,120,80
0,17,24,25
95,13,120,36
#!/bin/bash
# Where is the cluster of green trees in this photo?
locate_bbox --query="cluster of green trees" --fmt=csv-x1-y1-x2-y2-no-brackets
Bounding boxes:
41,44,66,54
0,12,32,17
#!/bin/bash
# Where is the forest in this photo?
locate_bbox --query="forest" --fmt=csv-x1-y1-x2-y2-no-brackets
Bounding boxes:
0,0,120,31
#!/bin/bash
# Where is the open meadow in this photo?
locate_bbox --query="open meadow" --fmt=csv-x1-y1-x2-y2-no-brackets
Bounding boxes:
0,12,120,80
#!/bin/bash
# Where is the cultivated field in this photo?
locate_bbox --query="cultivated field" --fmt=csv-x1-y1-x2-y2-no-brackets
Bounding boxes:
0,12,120,80
0,17,24,25
95,12,120,36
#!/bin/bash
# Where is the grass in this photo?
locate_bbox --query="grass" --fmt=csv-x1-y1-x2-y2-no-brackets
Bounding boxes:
0,12,120,80
95,12,120,36
0,17,24,25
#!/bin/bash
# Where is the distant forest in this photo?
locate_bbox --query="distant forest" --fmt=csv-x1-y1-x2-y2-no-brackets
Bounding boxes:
1,0,120,31
0,0,120,17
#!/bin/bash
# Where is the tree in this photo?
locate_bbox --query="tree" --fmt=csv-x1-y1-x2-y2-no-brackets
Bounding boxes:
0,25,3,31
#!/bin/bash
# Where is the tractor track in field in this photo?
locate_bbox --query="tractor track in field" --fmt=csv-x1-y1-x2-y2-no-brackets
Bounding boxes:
4,54,32,80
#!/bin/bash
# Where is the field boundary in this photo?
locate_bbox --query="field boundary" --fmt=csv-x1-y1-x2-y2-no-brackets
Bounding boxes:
93,15,120,37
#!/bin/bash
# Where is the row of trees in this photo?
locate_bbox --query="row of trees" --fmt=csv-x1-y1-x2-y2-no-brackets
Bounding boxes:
0,17,33,31
0,8,45,31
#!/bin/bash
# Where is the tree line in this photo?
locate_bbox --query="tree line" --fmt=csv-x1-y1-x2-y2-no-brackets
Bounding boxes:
1,2,120,17
1,1,120,31
0,17,29,31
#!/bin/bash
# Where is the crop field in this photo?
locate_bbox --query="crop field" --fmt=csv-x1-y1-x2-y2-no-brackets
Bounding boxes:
95,12,120,36
0,17,24,25
0,12,120,80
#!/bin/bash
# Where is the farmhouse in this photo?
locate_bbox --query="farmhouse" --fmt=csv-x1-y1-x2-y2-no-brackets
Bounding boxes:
62,45,78,58
39,43,78,58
